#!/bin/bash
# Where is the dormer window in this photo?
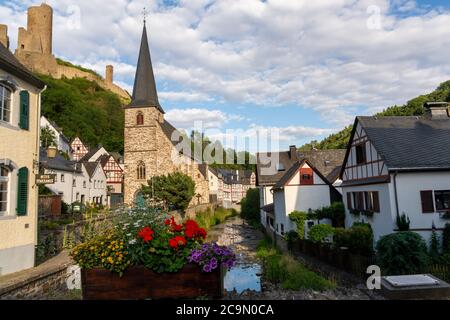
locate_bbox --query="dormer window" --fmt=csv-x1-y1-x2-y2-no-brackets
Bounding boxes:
276,164,285,171
355,143,367,164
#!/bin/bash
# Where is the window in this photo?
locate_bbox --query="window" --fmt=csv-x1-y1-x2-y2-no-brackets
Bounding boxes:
352,192,365,210
276,163,285,171
355,143,367,164
0,166,9,215
300,168,314,185
364,191,380,212
420,191,435,213
83,181,86,188
280,224,285,236
434,190,450,212
137,162,146,180
73,179,76,187
61,174,65,182
0,85,12,123
136,112,144,126
346,192,353,210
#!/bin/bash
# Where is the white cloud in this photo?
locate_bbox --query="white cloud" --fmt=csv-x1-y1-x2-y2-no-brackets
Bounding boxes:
159,91,213,102
165,108,245,129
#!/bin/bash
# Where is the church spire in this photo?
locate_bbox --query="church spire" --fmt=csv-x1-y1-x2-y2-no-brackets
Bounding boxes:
128,22,163,113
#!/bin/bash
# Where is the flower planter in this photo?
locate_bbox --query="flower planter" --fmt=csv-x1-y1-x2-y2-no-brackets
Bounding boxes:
81,264,224,300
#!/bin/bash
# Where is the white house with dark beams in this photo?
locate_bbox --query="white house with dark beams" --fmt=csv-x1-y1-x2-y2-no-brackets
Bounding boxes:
340,102,450,243
272,159,342,237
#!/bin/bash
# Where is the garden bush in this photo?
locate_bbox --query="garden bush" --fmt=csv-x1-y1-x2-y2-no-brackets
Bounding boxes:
308,224,334,244
396,213,411,231
443,223,450,253
332,226,373,256
376,232,430,275
240,188,260,222
285,230,299,251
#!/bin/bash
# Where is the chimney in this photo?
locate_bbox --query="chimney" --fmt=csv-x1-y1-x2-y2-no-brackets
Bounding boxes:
0,24,9,49
424,102,449,120
289,145,298,160
105,65,113,84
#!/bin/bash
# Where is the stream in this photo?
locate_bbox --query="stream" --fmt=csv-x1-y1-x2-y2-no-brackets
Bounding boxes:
207,217,263,294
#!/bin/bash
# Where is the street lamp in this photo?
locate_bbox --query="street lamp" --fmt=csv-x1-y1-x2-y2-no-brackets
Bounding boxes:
47,144,58,159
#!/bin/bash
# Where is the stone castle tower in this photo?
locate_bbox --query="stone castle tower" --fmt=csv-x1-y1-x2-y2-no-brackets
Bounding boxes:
0,3,130,101
123,23,210,206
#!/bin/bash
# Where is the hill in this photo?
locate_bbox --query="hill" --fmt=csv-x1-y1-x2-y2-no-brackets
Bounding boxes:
39,75,125,154
300,80,450,151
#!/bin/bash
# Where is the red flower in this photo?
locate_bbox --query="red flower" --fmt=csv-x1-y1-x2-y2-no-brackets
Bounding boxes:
169,236,187,249
164,219,171,225
169,217,183,232
184,220,207,240
138,226,154,243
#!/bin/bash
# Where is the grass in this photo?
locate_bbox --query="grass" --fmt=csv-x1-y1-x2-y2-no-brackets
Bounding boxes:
256,237,336,291
195,207,239,231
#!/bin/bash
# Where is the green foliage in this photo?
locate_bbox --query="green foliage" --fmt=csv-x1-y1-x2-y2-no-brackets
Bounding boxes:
288,211,316,239
195,207,238,231
396,213,411,231
38,185,54,195
256,240,335,291
39,75,125,154
240,188,260,222
299,80,450,151
314,202,345,226
56,58,101,77
376,232,430,275
285,230,300,250
333,225,373,256
40,125,56,148
308,224,335,244
443,224,450,254
429,229,441,263
142,172,196,212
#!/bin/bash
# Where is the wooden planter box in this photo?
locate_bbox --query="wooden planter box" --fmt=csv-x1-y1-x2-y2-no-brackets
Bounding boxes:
81,264,224,300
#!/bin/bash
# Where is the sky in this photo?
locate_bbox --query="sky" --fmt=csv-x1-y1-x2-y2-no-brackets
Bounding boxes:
1,0,450,152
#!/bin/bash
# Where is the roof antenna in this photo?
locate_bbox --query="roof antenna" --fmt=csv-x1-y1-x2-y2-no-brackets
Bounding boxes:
142,7,147,25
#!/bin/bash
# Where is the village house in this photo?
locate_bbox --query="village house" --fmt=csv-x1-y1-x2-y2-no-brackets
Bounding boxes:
271,159,342,236
0,42,46,275
40,115,72,156
340,103,450,243
71,137,89,161
40,149,107,206
123,22,209,206
256,146,345,230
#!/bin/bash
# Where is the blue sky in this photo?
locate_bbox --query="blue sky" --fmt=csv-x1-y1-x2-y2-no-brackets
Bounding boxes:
1,0,450,152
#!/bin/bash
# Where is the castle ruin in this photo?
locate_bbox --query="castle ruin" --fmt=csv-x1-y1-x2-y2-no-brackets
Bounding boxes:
0,3,130,101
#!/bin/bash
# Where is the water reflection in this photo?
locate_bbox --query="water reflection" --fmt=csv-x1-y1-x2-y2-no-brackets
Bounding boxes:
224,263,262,294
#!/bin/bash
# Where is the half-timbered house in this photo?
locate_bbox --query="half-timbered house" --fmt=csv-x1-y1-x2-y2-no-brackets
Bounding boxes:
340,103,450,242
71,137,89,161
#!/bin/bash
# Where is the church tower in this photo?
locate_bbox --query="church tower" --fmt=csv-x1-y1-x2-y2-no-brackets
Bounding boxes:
123,22,164,205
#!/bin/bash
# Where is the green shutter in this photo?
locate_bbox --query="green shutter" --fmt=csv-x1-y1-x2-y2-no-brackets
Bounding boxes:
16,167,29,216
19,91,30,130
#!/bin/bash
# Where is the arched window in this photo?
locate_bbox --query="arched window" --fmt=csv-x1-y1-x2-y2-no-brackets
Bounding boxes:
0,165,10,216
136,112,144,126
0,85,12,123
137,161,146,180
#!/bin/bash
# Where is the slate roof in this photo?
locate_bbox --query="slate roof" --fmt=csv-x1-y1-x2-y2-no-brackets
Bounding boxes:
82,162,99,179
217,169,255,185
256,147,345,186
350,116,450,172
40,148,81,173
78,147,106,163
0,42,45,89
126,24,163,113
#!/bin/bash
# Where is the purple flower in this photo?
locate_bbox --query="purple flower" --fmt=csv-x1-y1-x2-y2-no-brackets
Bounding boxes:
203,264,212,272
210,258,218,270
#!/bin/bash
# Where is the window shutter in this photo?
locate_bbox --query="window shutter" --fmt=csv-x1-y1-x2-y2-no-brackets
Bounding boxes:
347,192,353,209
19,91,30,130
16,167,29,216
420,191,434,213
373,192,380,212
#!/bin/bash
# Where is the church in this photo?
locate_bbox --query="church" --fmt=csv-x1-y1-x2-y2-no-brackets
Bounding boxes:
123,22,210,206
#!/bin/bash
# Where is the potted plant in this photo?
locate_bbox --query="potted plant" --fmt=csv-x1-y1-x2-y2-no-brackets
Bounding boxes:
70,206,236,300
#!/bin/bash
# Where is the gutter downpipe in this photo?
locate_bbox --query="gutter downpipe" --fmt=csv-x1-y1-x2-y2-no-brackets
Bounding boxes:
393,171,400,218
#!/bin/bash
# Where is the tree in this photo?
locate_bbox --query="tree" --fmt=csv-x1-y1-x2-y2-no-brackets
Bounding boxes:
396,212,410,231
240,188,260,222
41,125,56,148
429,224,441,263
141,172,195,212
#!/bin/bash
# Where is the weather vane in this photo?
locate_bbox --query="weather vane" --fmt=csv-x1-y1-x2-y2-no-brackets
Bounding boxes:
142,7,148,24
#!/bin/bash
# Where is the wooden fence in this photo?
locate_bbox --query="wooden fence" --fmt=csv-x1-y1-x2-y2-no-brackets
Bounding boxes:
292,239,450,282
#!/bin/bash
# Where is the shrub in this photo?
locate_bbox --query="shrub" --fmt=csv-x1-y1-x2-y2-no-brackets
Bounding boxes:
308,224,335,244
443,223,450,253
396,213,411,231
376,232,430,275
429,228,441,263
285,230,299,251
289,211,308,239
352,221,372,230
240,188,260,222
333,226,373,256
142,172,196,212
